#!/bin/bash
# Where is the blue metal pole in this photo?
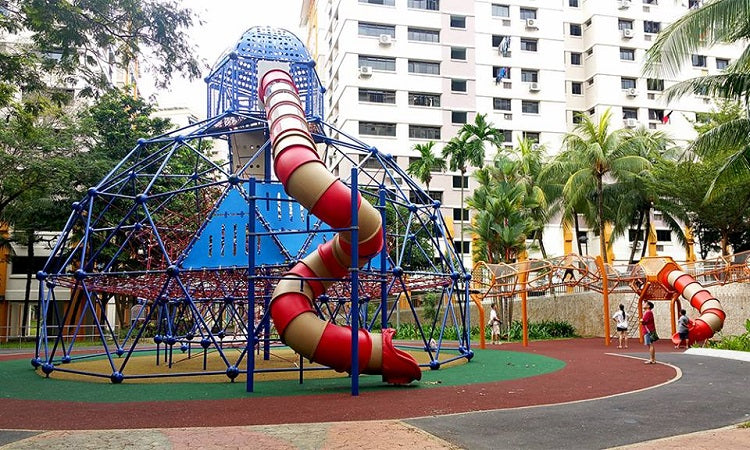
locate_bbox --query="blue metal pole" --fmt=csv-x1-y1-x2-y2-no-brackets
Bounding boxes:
350,168,359,396
247,177,256,393
379,189,387,330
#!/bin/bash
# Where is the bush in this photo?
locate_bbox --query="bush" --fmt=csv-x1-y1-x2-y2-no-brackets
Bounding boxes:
707,319,750,352
507,320,576,341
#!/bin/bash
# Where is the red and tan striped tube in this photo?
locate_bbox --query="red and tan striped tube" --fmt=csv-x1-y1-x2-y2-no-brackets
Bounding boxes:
259,69,421,384
657,268,725,343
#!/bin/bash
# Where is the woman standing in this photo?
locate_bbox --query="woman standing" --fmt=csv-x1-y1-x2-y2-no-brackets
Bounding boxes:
641,301,657,364
612,304,629,349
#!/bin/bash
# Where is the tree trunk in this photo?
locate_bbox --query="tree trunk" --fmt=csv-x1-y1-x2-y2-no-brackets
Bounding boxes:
641,209,651,259
459,169,465,265
21,232,35,337
573,210,583,255
721,230,729,256
537,230,548,259
629,209,645,264
597,176,607,263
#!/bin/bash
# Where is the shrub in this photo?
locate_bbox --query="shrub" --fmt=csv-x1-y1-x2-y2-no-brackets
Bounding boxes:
707,319,750,352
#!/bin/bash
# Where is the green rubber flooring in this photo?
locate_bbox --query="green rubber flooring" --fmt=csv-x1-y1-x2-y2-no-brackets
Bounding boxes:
0,349,564,403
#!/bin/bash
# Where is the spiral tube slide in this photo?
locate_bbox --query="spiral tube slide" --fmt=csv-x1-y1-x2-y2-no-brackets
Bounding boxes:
259,69,421,384
658,268,726,343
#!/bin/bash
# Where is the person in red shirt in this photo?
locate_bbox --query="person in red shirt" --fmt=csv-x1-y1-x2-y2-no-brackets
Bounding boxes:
641,301,656,364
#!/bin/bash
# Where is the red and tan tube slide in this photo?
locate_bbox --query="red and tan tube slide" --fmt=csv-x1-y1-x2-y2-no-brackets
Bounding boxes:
259,69,421,384
657,268,725,344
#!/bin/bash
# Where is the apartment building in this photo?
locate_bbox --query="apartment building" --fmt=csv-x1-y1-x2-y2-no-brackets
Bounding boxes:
300,0,738,265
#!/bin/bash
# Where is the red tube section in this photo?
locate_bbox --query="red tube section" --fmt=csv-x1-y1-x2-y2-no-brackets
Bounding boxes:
259,69,421,384
657,268,725,344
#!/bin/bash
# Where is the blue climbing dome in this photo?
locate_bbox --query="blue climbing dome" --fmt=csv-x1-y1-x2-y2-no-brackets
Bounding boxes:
206,26,324,119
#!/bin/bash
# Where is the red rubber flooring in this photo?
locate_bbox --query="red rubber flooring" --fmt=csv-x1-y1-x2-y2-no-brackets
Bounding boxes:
0,338,677,430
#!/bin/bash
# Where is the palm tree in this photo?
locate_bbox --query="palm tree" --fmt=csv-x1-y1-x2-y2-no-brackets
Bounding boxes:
406,141,446,200
644,0,750,196
542,109,651,263
443,114,503,262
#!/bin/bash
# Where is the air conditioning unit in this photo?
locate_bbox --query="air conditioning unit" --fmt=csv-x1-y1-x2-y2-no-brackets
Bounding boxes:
359,66,373,77
626,87,638,97
528,82,540,92
378,34,392,46
624,118,638,128
525,18,538,29
622,28,634,39
618,0,631,9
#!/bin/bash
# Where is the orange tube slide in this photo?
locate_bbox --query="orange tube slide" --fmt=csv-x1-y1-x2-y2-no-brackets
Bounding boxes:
658,269,725,344
259,69,421,384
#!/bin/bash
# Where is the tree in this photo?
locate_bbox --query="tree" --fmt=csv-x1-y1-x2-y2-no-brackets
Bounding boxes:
542,109,651,263
0,0,202,107
443,114,502,262
644,0,750,199
406,141,446,196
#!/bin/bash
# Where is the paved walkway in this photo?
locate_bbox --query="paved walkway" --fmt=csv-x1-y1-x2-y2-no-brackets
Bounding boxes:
1,348,748,449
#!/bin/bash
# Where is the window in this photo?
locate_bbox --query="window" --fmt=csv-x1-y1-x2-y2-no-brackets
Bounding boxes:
408,0,439,10
620,48,635,61
360,0,395,5
493,66,511,79
643,0,658,5
648,109,665,121
358,22,395,37
492,4,510,17
492,34,506,47
360,121,396,136
570,52,582,65
450,15,466,28
628,229,645,242
359,89,396,103
522,101,539,114
451,111,468,124
359,55,396,71
410,190,442,203
453,208,470,221
10,256,57,275
409,125,441,139
359,154,383,169
716,58,730,69
452,175,469,188
520,38,538,52
618,19,633,30
572,111,584,124
520,8,536,20
586,77,595,86
500,129,512,142
622,108,638,119
585,47,593,57
692,54,707,67
451,47,467,60
571,82,582,95
523,131,540,142
643,21,661,33
646,78,664,91
453,240,471,254
409,92,440,107
408,27,439,43
493,97,511,111
569,23,582,36
451,79,467,92
408,60,440,75
621,77,637,90
656,230,672,242
521,69,538,82
569,0,579,6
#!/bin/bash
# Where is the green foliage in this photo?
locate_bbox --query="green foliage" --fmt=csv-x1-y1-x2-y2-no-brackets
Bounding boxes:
507,320,577,341
421,292,440,323
0,0,202,106
406,141,445,193
708,319,750,352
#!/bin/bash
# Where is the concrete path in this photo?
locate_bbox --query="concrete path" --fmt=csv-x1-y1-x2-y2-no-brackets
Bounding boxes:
407,352,750,449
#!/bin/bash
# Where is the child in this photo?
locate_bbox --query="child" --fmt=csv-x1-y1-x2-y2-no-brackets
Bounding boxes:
612,304,628,349
488,304,502,345
676,308,690,349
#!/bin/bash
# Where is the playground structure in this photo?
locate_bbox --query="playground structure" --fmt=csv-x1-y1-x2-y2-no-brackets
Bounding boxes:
32,27,472,391
471,251,739,348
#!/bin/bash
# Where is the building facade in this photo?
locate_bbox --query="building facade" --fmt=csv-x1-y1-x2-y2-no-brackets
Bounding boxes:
300,0,738,265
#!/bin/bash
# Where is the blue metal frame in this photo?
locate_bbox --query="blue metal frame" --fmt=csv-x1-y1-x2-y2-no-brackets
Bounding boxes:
33,27,472,390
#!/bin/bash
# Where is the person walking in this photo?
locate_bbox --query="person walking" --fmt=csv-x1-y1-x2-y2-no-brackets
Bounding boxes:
641,301,657,364
488,303,502,345
676,308,690,349
612,304,629,349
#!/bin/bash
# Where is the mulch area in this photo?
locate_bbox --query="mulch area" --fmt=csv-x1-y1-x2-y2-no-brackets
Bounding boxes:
0,338,676,430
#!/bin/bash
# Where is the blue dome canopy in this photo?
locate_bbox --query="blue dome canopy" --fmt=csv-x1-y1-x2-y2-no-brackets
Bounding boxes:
205,26,323,119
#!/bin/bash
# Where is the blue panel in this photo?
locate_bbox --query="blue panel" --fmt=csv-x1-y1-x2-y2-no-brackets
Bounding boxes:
182,183,334,269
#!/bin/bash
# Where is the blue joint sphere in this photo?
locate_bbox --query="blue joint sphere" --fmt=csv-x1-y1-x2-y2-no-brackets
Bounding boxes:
41,363,54,375
226,365,240,381
180,344,188,352
153,334,163,345
165,335,177,346
116,348,125,357
61,355,71,364
200,338,211,349
30,357,41,368
110,371,124,384
429,360,441,370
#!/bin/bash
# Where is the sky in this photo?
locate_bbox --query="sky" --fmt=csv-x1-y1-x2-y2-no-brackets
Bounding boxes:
140,0,304,117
